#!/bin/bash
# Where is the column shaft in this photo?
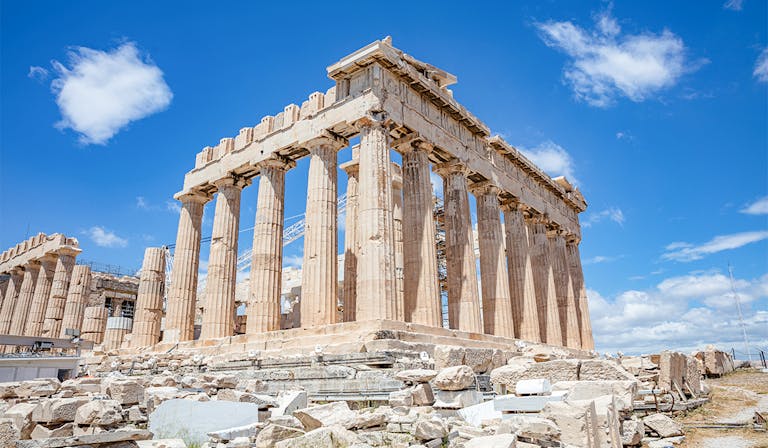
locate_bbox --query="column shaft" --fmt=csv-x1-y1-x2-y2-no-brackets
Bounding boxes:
528,219,563,345
0,269,23,334
392,164,405,321
165,193,208,342
502,205,541,342
42,250,78,338
400,145,441,327
81,305,108,344
437,163,482,333
300,139,341,326
201,177,246,339
552,234,581,348
10,262,41,335
355,120,397,321
341,158,359,322
131,248,166,347
568,242,594,349
25,256,56,336
247,158,292,334
473,184,514,337
60,265,91,338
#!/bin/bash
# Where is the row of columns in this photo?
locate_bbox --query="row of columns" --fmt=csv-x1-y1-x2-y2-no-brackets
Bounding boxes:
162,118,593,350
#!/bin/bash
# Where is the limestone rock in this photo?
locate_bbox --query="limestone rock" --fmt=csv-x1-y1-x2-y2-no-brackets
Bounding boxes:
74,400,123,426
31,397,89,424
208,422,261,442
3,402,38,439
15,429,152,447
541,400,598,448
0,418,21,448
620,418,644,446
0,382,19,399
274,424,360,448
496,415,560,439
266,415,304,430
433,365,474,391
103,377,144,405
490,359,578,393
643,413,683,438
551,380,637,412
150,376,178,387
16,379,61,398
463,433,517,448
254,424,304,448
135,439,188,448
389,388,414,407
30,423,74,439
293,402,356,431
60,378,101,396
411,383,435,406
348,411,386,430
433,346,465,369
463,348,495,373
394,369,437,384
237,378,267,393
272,390,307,417
217,389,277,408
204,374,238,389
433,389,483,409
414,418,448,440
579,359,636,381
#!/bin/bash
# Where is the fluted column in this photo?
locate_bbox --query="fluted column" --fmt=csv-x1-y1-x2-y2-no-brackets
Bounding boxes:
164,192,210,342
131,247,166,347
567,239,594,350
434,161,482,333
528,217,563,345
201,176,248,340
340,153,359,322
502,203,541,342
81,305,108,344
398,141,441,327
301,134,346,327
551,232,581,348
25,255,56,336
10,262,41,336
0,280,7,304
0,268,23,334
471,182,514,337
247,157,294,334
42,249,80,338
392,163,405,321
60,265,91,338
355,117,397,321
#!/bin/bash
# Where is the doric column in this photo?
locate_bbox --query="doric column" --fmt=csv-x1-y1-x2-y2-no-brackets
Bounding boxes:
25,255,57,336
527,217,563,345
201,175,248,340
81,305,108,344
10,262,41,335
551,232,581,349
0,268,23,334
567,239,594,350
397,140,441,327
60,265,91,338
355,117,397,321
392,163,405,321
501,202,541,342
0,280,7,304
42,248,80,338
131,247,166,347
164,191,210,342
434,161,482,333
470,182,514,337
300,133,346,327
340,152,359,322
247,157,294,334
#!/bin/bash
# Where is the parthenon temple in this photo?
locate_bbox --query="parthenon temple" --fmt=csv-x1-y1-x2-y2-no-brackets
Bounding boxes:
153,37,593,351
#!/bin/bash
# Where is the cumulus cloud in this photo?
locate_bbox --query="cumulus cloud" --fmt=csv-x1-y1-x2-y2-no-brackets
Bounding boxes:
85,226,128,248
754,49,768,82
518,141,577,182
48,42,172,144
582,207,625,228
663,230,768,262
741,196,768,215
536,9,696,107
589,271,768,354
723,0,744,11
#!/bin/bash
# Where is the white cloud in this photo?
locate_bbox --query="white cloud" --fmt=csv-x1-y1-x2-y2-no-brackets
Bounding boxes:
136,196,149,210
28,66,49,82
589,271,768,355
741,196,768,215
166,200,182,214
85,226,128,248
536,9,696,107
584,255,622,265
518,141,577,182
283,254,304,268
663,230,768,262
723,0,744,11
755,48,768,82
49,42,172,144
582,207,624,228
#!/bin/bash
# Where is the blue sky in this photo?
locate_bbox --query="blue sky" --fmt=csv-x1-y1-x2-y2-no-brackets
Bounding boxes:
1,1,766,356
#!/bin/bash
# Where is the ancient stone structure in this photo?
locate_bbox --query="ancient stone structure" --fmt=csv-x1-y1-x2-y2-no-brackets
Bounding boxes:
159,38,592,350
130,248,166,347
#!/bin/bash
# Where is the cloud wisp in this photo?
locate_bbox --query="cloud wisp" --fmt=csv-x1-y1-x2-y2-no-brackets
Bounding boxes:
46,42,172,144
85,226,128,248
754,48,768,83
663,230,768,262
536,9,697,107
741,196,768,215
518,141,577,182
582,207,625,228
723,0,744,11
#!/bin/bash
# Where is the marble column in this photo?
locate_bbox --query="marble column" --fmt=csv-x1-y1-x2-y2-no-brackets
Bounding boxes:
81,305,108,344
434,161,482,333
131,247,166,347
201,176,248,340
340,152,359,322
355,118,397,321
501,202,541,342
567,239,594,350
399,141,441,327
247,157,294,334
471,182,514,337
25,255,57,336
392,163,405,322
60,265,91,338
528,217,563,345
10,261,41,335
551,232,581,349
0,280,7,304
0,268,23,334
165,192,209,342
300,134,345,327
42,248,79,338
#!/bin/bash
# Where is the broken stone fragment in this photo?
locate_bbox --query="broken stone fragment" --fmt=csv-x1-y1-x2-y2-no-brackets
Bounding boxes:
16,379,61,399
463,433,517,448
102,377,144,405
60,378,101,396
216,389,277,408
274,424,360,448
414,417,448,440
292,401,357,431
74,400,123,426
3,402,38,439
0,382,20,399
411,383,435,406
496,415,560,439
643,413,683,438
253,424,304,447
394,369,438,384
433,389,483,409
433,365,475,391
31,397,89,424
490,359,579,393
620,418,644,446
30,422,74,439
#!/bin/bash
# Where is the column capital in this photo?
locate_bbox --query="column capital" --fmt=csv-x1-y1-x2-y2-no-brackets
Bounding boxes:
433,160,469,178
38,253,58,264
302,130,348,152
213,174,250,190
256,155,295,172
468,180,501,197
23,260,42,271
353,112,389,131
391,133,433,154
175,190,213,204
339,159,359,175
499,196,526,212
565,233,581,245
54,247,82,258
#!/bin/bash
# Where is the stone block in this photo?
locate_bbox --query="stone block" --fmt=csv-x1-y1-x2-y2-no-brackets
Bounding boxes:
515,379,551,396
551,380,637,412
433,389,483,409
217,389,277,408
493,391,567,413
490,359,579,394
620,418,644,446
464,348,495,373
16,429,152,447
394,369,438,384
271,390,307,417
208,422,261,442
30,423,73,439
433,345,465,369
579,359,636,381
0,418,20,448
135,439,188,448
3,402,38,439
579,395,622,448
293,401,357,431
414,418,448,440
643,413,683,438
389,388,414,407
541,400,598,448
496,415,560,439
658,351,686,393
411,383,435,406
74,400,123,426
274,424,360,448
457,400,501,427
433,365,475,391
103,377,144,405
254,424,304,447
16,379,61,398
0,382,19,398
31,397,89,424
463,433,517,448
60,378,101,395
